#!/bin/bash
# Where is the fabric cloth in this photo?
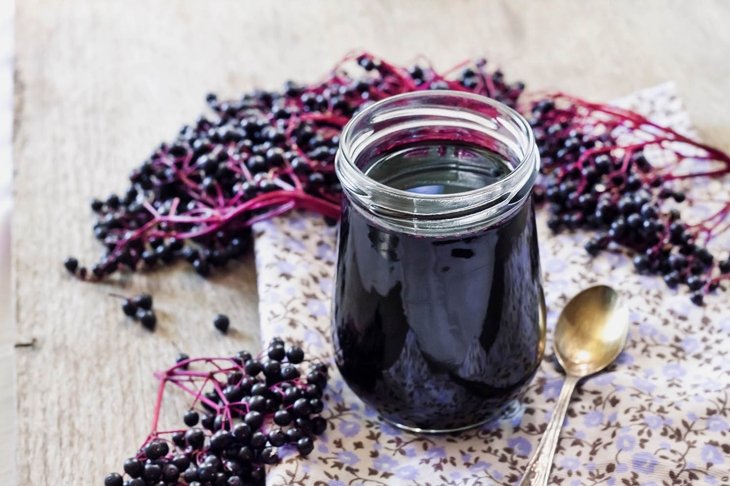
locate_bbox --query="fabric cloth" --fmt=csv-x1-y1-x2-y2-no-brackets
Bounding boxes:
253,84,730,486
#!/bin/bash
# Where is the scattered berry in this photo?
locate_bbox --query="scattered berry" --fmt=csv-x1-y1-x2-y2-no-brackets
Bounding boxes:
138,310,156,331
213,314,230,334
63,257,79,274
121,300,137,317
132,293,153,310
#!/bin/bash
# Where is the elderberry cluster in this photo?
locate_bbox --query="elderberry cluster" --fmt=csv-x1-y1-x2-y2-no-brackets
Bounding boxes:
105,338,328,486
66,53,524,281
530,99,730,304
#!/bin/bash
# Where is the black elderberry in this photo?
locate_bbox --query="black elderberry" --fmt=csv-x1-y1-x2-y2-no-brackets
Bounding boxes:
664,272,680,289
246,155,267,173
185,428,205,449
213,314,230,334
213,414,227,432
139,310,157,331
106,194,121,209
238,376,255,395
311,362,328,375
690,261,706,275
267,345,286,361
204,454,221,468
280,364,300,380
182,467,198,482
250,431,267,449
695,248,714,266
249,382,267,397
244,360,263,376
193,258,211,277
184,409,199,427
292,397,312,416
232,423,251,441
547,217,562,232
172,454,191,471
244,410,264,429
122,299,137,317
303,383,323,399
626,213,642,228
132,294,152,310
633,255,650,273
268,428,287,447
295,417,314,434
143,463,162,481
690,292,704,306
720,258,730,274
296,436,314,455
197,465,216,482
285,346,304,364
312,416,327,435
306,370,327,388
261,446,279,464
176,353,190,367
265,398,280,413
104,472,123,486
123,458,144,478
172,431,186,448
210,430,233,451
309,397,324,413
273,409,292,426
141,250,157,266
250,465,266,483
686,276,705,291
236,445,253,462
640,204,657,219
225,459,243,476
64,257,79,274
286,427,303,443
263,360,281,377
144,439,169,460
248,395,266,413
227,370,243,385
162,463,180,482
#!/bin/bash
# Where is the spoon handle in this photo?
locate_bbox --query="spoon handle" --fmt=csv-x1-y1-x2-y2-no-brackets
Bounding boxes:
519,375,579,486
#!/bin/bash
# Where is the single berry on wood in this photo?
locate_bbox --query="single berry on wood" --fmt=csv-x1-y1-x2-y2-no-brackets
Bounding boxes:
213,314,230,334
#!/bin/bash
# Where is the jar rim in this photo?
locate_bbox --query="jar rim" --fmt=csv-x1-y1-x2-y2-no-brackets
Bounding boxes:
335,90,539,234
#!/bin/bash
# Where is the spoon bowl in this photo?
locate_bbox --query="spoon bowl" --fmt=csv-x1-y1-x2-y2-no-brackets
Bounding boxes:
554,285,630,377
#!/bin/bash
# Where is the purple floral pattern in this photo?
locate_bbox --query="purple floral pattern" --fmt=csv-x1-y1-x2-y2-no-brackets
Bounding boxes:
253,84,730,485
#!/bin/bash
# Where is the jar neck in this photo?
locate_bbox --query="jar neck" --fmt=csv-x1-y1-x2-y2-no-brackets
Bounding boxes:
335,91,540,236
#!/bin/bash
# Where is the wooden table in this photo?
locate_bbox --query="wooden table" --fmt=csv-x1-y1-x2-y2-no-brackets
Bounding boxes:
11,0,730,482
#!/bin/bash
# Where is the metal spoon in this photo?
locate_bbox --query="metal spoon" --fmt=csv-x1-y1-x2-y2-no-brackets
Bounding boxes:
519,285,629,486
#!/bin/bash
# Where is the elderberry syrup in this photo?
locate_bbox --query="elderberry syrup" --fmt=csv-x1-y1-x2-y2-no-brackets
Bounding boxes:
333,92,546,432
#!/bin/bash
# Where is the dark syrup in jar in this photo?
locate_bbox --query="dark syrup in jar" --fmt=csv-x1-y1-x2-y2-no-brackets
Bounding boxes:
333,142,545,431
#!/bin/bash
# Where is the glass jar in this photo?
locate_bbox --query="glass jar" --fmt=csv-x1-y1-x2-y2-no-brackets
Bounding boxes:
333,91,546,433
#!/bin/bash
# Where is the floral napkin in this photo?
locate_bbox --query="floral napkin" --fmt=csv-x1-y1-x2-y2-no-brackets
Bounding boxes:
253,83,730,486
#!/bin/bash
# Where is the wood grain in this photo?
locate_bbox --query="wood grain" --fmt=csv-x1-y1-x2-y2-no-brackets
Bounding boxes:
12,0,730,482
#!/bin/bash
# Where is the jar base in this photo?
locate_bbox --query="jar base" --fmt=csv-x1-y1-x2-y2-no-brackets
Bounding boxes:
379,398,521,434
